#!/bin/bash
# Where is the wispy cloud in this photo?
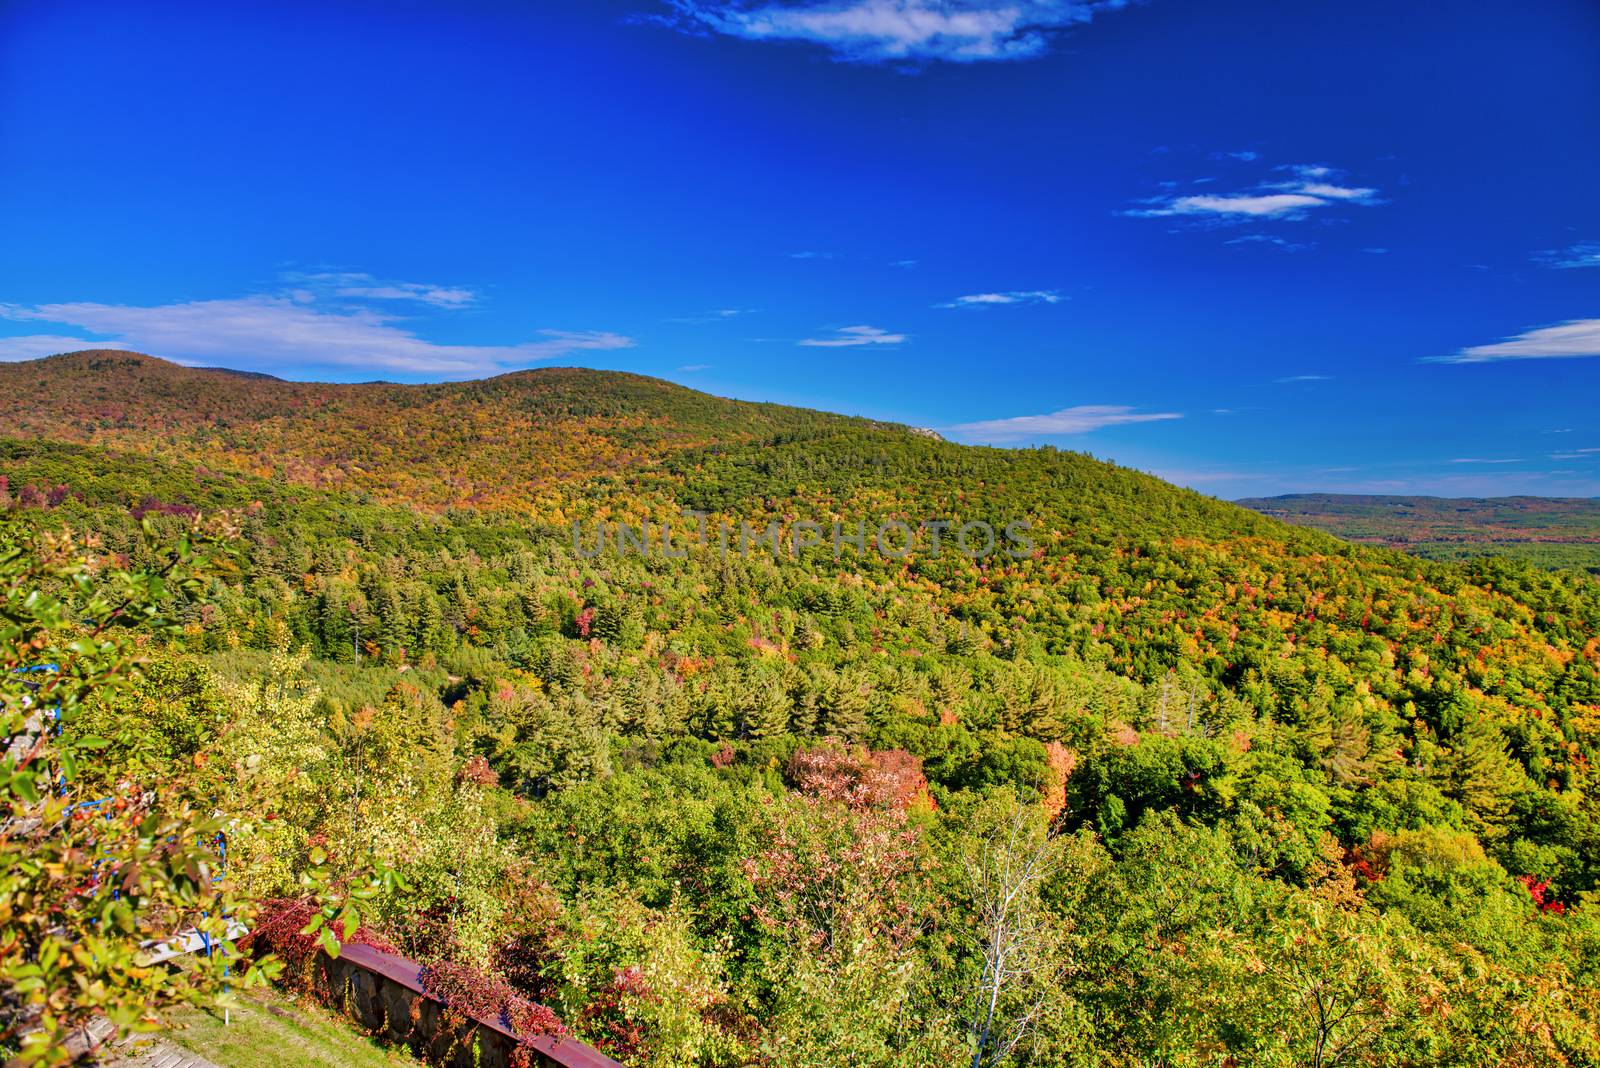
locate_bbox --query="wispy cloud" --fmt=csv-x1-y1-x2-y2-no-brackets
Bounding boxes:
937,289,1062,308
676,363,713,372
1275,373,1332,383
789,250,837,260
0,334,134,361
891,259,919,269
1432,318,1600,363
281,270,478,308
1225,234,1314,252
1127,162,1380,222
666,308,753,323
798,324,907,347
948,403,1181,442
1129,192,1326,219
1450,457,1523,464
1533,242,1600,270
0,298,634,377
659,0,1133,64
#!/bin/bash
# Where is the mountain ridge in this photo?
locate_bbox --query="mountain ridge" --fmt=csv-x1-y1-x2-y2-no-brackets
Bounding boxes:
0,351,892,510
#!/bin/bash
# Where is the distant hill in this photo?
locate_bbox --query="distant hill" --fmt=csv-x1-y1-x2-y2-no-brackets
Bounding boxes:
1238,492,1600,571
0,350,872,510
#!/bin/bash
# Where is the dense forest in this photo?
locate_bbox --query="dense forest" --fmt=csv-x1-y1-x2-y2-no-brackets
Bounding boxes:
4,353,1599,1066
1239,493,1600,572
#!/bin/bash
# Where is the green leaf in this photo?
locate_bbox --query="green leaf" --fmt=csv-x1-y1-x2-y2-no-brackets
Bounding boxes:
11,772,40,804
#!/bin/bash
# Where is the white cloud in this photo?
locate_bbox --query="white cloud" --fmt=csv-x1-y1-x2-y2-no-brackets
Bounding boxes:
798,324,907,347
0,334,134,361
1275,374,1332,383
891,259,919,268
1127,161,1380,222
949,403,1181,442
281,270,478,308
677,363,713,372
1450,457,1524,464
1433,318,1600,363
1129,192,1326,219
664,0,1131,64
937,289,1062,308
789,250,837,259
667,308,753,323
1225,234,1314,252
0,298,633,378
1533,242,1600,269
1293,182,1376,201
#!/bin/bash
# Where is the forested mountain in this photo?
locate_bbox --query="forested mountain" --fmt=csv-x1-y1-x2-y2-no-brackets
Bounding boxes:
1240,492,1600,571
5,352,1599,1066
0,350,878,510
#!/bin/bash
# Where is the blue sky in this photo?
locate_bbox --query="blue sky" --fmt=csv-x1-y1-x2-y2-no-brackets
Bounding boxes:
2,0,1598,498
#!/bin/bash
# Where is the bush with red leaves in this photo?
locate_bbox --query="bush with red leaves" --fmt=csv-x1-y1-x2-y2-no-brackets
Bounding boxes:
130,494,198,519
419,959,567,1052
391,901,465,965
785,743,930,813
240,897,399,985
1517,874,1568,915
576,965,659,1063
490,870,566,1003
457,754,500,788
866,748,933,813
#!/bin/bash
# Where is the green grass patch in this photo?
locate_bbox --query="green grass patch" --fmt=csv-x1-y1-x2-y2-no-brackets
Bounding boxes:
157,989,422,1068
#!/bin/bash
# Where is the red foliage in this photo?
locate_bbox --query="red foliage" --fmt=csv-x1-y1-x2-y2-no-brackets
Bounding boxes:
457,754,500,788
785,743,930,813
240,897,399,982
709,743,736,769
1342,833,1393,886
1517,874,1568,915
1040,741,1076,823
393,901,465,964
130,494,197,519
10,481,73,509
491,869,566,1003
576,965,659,1062
419,959,567,1047
742,793,924,956
866,748,933,813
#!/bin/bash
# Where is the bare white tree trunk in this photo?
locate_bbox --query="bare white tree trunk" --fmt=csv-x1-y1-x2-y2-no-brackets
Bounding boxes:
964,798,1067,1068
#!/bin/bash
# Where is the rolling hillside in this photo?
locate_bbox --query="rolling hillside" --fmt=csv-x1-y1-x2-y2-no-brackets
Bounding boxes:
0,350,873,510
5,351,1600,1064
